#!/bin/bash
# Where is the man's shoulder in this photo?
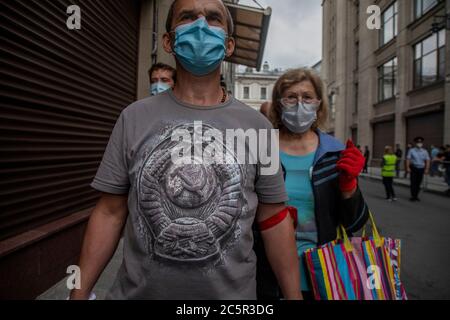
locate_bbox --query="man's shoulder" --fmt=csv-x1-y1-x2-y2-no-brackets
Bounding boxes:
121,94,168,115
230,98,273,129
117,93,174,125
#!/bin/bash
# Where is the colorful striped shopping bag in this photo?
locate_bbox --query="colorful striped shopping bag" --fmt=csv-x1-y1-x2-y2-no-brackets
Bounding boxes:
304,212,407,300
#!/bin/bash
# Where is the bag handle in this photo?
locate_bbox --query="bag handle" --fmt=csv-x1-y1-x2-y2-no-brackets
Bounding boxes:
362,211,382,247
338,211,382,249
336,225,353,252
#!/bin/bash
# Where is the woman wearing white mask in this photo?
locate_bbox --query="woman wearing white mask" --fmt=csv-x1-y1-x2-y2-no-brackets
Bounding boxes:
257,68,370,300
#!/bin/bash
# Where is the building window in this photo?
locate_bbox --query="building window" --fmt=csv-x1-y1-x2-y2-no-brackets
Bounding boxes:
354,82,359,114
378,57,398,102
414,29,446,88
380,1,398,47
414,0,441,19
243,86,250,99
260,87,267,100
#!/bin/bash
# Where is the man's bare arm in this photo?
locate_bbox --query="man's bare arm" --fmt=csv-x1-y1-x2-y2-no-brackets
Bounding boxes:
257,203,302,300
70,193,128,300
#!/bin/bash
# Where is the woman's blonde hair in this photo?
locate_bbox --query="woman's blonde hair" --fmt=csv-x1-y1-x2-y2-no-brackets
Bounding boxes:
269,68,328,133
384,146,393,154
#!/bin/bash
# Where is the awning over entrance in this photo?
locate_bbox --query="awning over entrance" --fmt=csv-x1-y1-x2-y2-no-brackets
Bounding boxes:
224,2,272,71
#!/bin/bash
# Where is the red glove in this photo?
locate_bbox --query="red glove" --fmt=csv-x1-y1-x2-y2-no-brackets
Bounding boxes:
336,140,365,193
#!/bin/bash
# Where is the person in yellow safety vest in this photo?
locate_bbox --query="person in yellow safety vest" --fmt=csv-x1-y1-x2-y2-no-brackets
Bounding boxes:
382,146,398,201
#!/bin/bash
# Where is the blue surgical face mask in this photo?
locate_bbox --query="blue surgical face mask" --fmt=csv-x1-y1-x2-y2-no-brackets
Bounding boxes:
150,82,171,96
173,17,227,76
281,102,319,134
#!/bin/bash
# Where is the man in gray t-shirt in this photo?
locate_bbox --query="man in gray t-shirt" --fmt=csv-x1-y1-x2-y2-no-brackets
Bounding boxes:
70,0,301,300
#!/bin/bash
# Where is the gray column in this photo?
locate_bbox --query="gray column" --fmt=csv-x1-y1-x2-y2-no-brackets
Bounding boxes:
395,0,411,151
334,0,349,141
357,0,377,153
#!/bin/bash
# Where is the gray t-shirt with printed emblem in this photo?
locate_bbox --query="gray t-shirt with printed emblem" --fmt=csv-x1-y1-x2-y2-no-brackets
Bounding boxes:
91,90,288,300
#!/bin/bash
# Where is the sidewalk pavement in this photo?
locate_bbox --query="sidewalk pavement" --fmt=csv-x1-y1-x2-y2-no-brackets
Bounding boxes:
361,167,449,196
37,240,123,300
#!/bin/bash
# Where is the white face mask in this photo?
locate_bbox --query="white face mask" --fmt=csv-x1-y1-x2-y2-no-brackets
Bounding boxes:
416,143,423,149
281,102,319,134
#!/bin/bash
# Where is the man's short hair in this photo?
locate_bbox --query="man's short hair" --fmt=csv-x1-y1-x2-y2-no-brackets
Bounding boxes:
149,63,176,83
165,0,234,35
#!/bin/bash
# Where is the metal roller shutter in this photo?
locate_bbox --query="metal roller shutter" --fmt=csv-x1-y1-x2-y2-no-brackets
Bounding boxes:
372,121,395,160
0,0,139,240
406,112,444,148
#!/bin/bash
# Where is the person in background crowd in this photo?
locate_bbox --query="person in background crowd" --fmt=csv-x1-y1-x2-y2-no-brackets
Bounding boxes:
404,143,413,179
148,62,176,96
260,68,369,300
395,144,403,178
430,145,440,177
260,101,271,118
363,146,370,173
406,137,430,202
381,146,397,202
432,146,446,178
434,145,450,195
445,145,450,196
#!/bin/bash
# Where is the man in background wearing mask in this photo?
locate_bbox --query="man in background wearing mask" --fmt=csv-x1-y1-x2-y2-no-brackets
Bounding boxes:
70,0,301,300
406,137,430,202
148,62,176,96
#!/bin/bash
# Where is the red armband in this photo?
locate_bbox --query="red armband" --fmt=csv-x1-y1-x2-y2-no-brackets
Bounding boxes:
258,206,298,231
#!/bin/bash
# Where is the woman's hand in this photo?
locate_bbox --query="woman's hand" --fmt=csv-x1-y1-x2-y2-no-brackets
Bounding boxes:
337,140,365,198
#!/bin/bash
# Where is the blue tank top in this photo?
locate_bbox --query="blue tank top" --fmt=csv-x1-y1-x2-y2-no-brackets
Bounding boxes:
280,150,318,291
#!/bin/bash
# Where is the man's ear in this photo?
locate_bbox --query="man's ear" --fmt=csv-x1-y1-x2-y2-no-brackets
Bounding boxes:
225,37,235,58
163,32,174,54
